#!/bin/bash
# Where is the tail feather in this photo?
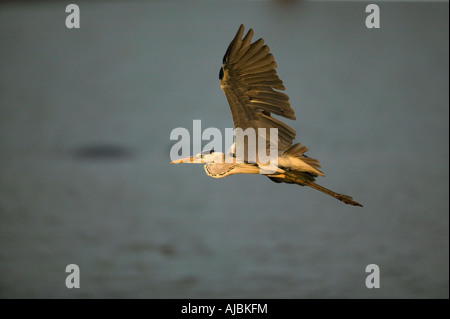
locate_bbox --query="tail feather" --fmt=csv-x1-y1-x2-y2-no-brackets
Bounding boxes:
284,143,322,170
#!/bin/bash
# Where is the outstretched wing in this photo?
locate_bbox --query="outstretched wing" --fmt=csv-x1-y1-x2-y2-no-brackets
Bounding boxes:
219,24,296,152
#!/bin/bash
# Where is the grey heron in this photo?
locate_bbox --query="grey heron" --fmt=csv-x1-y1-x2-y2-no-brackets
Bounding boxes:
171,24,362,207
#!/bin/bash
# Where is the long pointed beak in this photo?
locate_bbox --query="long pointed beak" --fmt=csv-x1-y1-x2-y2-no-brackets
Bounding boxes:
170,156,194,164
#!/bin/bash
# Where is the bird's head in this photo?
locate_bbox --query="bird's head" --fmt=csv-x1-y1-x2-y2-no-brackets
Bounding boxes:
170,150,225,164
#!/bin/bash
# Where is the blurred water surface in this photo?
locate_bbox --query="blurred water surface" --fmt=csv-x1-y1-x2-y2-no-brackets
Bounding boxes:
0,1,448,298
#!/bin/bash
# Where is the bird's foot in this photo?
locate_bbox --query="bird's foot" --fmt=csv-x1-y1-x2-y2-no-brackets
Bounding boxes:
338,194,363,207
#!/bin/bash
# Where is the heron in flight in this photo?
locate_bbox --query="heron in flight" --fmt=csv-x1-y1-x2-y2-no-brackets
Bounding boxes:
172,25,362,207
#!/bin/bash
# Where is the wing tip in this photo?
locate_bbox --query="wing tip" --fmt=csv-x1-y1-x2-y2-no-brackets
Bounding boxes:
238,24,245,34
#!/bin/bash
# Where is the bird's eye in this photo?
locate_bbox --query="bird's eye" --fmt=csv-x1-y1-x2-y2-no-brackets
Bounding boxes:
219,67,224,80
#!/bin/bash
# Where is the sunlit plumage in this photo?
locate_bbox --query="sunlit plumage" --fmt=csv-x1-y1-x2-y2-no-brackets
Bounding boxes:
172,24,362,207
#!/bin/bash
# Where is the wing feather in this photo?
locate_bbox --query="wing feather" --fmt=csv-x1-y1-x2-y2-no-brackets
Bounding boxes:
245,54,275,70
220,24,297,153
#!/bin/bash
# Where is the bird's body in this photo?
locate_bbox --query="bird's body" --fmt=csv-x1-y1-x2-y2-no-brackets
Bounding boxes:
172,25,362,207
